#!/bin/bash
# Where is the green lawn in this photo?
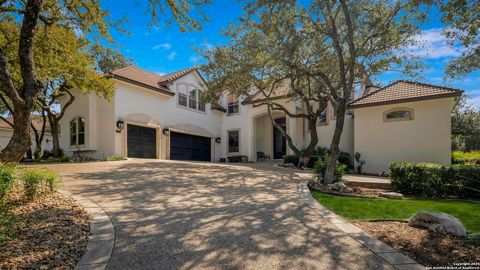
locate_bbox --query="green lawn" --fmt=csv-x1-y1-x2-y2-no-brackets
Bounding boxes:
311,191,480,232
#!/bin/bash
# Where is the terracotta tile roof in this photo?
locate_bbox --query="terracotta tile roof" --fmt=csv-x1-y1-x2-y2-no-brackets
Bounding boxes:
0,116,51,133
348,80,463,109
110,66,197,96
159,67,196,82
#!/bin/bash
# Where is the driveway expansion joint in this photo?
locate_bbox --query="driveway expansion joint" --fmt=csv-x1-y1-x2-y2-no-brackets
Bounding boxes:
299,182,425,270
59,190,115,270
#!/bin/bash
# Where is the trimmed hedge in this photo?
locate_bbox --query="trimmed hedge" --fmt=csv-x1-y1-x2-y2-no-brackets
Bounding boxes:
227,155,248,163
390,162,480,198
452,151,480,165
283,155,299,166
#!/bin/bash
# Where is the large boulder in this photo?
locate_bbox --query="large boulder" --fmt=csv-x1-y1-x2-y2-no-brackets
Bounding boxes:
408,211,467,237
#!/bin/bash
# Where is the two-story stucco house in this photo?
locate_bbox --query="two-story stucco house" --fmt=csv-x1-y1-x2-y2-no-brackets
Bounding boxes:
59,65,463,174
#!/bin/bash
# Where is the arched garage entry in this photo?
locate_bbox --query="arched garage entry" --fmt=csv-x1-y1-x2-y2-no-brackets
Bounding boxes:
122,113,162,159
168,124,215,162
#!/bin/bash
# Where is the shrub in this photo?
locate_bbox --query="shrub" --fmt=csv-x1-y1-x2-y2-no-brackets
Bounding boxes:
41,149,53,160
283,154,299,165
0,164,15,199
59,156,71,162
390,162,480,198
452,151,480,165
314,155,347,183
227,155,248,163
338,152,352,169
106,155,125,161
21,168,59,200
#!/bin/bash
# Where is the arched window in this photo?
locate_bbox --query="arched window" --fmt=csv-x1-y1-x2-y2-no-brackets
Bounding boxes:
384,108,414,122
70,117,85,146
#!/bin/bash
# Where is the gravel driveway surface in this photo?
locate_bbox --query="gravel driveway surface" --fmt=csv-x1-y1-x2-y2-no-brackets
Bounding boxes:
44,159,393,270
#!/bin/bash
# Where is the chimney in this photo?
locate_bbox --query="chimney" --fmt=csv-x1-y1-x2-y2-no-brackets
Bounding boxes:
362,84,380,97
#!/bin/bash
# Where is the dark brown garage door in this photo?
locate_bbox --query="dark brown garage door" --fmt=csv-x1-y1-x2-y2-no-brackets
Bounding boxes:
170,132,211,162
127,124,156,158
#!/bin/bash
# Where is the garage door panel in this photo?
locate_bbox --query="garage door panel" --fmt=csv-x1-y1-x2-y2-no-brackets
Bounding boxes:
170,132,211,162
127,125,156,158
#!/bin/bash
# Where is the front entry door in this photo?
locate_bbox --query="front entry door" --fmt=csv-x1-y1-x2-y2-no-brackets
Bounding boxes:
273,117,286,159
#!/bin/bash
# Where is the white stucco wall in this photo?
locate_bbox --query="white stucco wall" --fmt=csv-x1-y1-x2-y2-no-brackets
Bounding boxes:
353,97,455,174
0,129,54,155
59,89,116,159
114,72,223,161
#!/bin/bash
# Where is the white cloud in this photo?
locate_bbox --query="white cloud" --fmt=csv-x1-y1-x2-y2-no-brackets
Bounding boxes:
167,51,177,61
152,43,172,50
189,55,200,63
466,95,480,109
156,72,166,76
406,28,464,59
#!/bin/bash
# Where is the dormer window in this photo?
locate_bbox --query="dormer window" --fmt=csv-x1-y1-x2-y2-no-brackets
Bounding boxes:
384,108,414,122
227,95,239,115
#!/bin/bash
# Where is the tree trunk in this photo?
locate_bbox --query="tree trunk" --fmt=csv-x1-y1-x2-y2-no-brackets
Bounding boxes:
0,106,33,162
49,117,61,157
323,101,347,184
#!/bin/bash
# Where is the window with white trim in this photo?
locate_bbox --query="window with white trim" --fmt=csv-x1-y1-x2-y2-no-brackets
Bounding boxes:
70,117,85,146
384,108,414,122
177,84,206,112
227,95,239,115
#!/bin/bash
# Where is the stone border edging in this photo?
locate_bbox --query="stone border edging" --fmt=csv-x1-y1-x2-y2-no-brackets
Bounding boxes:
298,182,425,270
58,190,115,270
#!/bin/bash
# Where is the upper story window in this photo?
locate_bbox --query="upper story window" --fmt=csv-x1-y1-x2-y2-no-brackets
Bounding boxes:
227,95,239,115
70,117,85,146
177,84,206,113
384,108,414,122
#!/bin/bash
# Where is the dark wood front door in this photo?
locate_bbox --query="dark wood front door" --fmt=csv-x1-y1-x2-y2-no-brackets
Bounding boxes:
273,117,286,159
170,132,211,162
127,124,157,158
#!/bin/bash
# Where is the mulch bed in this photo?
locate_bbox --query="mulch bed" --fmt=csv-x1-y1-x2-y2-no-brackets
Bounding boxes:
355,221,480,267
312,184,390,198
0,190,90,269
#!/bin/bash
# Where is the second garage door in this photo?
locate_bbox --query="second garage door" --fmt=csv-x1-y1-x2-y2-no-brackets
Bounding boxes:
170,132,211,162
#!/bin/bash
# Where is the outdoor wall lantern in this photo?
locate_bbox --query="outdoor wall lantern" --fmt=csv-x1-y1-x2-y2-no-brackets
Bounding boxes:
215,137,221,144
116,120,125,130
162,128,170,135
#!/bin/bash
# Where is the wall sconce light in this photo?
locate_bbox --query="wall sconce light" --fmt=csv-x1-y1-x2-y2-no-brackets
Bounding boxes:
215,137,221,144
116,120,125,130
46,139,50,144
162,128,170,135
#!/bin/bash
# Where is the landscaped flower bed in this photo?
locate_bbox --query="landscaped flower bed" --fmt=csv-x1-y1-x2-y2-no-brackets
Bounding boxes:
0,165,90,269
310,190,480,267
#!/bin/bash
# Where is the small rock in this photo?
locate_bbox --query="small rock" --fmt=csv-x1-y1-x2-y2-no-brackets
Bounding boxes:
408,211,468,237
378,192,403,199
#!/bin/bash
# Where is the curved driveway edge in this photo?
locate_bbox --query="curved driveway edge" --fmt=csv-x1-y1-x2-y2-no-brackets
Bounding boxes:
58,190,115,270
298,183,425,270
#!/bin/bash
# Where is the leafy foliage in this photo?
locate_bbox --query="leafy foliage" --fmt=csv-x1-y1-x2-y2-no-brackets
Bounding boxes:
451,96,480,151
0,164,15,199
390,162,480,198
439,0,480,77
21,168,59,200
314,155,347,183
283,155,299,165
452,151,480,165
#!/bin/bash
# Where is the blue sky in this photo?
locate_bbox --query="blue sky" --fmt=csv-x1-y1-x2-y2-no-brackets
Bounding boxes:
102,0,480,108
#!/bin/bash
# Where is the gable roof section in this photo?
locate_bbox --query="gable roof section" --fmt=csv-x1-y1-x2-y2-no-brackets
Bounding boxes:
348,80,463,109
110,66,198,96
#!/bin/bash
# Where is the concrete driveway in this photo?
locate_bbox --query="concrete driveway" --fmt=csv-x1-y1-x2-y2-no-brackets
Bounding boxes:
45,159,393,270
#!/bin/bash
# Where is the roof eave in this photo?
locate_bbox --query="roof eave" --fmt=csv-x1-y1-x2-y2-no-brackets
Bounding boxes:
112,75,175,97
348,92,463,109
